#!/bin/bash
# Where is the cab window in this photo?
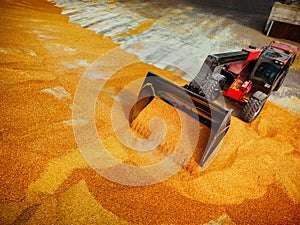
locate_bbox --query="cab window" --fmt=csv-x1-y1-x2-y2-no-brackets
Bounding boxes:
253,62,278,84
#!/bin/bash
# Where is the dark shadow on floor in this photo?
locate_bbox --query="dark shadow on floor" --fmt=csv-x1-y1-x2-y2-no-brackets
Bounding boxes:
186,0,275,32
119,0,275,32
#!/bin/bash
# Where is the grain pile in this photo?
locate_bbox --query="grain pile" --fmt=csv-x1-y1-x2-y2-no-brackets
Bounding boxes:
0,0,299,224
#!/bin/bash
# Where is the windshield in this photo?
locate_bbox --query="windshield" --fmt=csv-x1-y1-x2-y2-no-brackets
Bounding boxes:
252,62,279,84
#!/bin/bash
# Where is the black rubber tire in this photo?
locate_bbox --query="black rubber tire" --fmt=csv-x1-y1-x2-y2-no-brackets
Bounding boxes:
240,91,268,122
202,74,225,101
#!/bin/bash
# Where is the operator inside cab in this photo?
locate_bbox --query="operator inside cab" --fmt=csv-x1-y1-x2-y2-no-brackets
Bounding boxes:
253,62,277,83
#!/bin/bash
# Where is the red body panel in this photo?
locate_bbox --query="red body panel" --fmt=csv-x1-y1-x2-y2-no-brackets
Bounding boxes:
224,48,261,102
227,61,244,74
271,41,298,54
227,49,262,75
223,75,252,102
245,48,262,61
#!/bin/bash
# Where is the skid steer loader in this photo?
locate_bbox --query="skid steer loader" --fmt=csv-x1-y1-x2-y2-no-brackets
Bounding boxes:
129,41,298,168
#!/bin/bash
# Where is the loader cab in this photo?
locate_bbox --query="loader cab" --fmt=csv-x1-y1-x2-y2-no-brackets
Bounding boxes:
251,61,280,84
250,47,290,93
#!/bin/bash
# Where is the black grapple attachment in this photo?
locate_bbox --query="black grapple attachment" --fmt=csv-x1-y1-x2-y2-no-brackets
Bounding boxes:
129,72,232,168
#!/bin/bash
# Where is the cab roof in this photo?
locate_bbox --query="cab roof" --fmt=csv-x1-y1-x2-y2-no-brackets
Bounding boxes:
270,41,298,54
262,47,290,63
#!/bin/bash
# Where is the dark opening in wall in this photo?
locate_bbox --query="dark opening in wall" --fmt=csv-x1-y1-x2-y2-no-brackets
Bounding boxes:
266,21,300,42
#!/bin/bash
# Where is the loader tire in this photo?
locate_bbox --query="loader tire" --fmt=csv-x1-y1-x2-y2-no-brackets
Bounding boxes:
202,74,225,101
241,91,268,122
